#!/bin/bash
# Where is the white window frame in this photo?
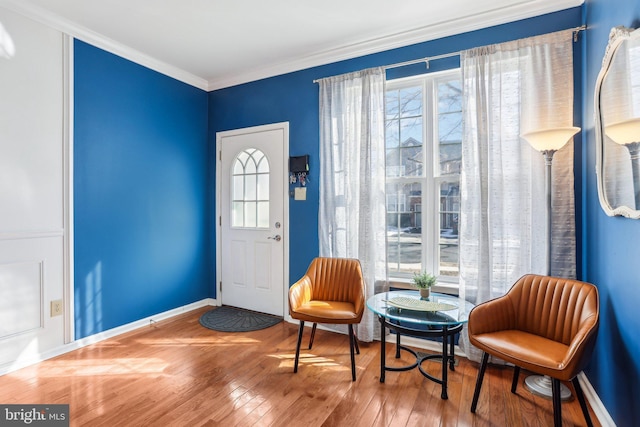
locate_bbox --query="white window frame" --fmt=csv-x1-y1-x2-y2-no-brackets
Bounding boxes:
231,148,270,229
385,69,461,289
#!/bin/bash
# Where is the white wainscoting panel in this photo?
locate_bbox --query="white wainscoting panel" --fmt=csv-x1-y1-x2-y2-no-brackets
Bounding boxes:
0,237,64,369
0,260,43,338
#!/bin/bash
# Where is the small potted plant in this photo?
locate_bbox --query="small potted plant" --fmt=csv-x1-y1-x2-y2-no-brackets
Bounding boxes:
412,271,436,299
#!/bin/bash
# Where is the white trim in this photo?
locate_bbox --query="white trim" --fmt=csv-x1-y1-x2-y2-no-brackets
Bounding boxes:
1,0,583,91
62,33,74,345
0,0,208,90
0,230,64,240
207,0,584,90
0,298,216,377
577,372,616,427
594,26,640,219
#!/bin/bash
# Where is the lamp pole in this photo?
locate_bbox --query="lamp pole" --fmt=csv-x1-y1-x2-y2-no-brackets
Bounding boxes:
543,150,554,275
520,127,580,402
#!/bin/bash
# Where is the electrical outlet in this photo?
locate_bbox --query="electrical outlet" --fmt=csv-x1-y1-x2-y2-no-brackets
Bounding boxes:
51,299,63,317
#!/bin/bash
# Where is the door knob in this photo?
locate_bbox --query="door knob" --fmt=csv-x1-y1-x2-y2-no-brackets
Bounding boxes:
268,235,282,242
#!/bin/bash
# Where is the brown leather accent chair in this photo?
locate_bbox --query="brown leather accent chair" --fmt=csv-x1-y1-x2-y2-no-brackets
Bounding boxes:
469,274,599,427
289,257,365,381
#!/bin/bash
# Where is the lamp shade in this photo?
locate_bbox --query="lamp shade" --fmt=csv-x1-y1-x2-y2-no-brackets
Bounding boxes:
605,118,640,145
521,127,580,152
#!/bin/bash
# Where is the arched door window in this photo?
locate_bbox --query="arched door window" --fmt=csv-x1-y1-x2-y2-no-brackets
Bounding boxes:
231,148,269,228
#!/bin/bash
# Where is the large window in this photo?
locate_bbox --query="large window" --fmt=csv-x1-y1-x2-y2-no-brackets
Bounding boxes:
385,70,461,281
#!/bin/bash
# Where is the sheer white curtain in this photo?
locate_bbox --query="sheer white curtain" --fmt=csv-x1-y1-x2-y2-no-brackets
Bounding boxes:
318,67,387,342
458,30,577,361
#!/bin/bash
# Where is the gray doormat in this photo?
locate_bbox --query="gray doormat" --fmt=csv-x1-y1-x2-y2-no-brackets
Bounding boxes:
199,306,282,332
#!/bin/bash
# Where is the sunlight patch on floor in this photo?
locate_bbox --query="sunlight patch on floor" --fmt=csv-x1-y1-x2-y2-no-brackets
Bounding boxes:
11,357,170,378
135,336,261,346
267,352,345,370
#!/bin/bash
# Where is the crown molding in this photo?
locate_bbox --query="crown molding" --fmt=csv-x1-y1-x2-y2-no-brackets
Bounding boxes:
207,0,584,90
1,0,583,92
0,0,209,91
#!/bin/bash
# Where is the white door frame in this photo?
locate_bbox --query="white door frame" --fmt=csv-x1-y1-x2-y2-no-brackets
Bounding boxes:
215,122,290,317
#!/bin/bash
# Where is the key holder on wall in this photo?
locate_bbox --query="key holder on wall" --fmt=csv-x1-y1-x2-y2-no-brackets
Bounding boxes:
289,155,309,200
289,155,309,186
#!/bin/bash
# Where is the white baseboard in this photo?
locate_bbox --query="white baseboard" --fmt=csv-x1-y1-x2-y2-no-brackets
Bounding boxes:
577,372,616,426
72,298,217,348
0,298,217,376
397,334,466,357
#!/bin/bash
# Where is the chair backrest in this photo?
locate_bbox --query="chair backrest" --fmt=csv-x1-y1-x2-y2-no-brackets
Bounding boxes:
306,257,365,304
506,274,599,346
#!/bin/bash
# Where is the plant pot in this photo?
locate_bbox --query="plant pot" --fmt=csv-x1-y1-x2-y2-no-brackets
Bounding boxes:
419,288,430,298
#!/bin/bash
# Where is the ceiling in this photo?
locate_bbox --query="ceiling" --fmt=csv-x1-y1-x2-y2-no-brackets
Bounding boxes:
1,0,582,90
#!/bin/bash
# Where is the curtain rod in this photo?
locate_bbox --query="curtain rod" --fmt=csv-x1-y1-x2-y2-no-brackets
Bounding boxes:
383,51,459,72
313,25,586,84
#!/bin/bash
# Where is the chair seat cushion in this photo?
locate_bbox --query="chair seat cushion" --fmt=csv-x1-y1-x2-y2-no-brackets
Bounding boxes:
471,330,572,379
291,300,359,324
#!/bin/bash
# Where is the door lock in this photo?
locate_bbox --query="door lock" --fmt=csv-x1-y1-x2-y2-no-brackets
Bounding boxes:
268,235,282,242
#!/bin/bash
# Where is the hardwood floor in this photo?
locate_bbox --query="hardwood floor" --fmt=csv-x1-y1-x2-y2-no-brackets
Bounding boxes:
0,307,599,426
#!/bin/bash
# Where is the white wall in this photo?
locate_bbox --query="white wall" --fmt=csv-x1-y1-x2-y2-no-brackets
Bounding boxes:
0,6,68,370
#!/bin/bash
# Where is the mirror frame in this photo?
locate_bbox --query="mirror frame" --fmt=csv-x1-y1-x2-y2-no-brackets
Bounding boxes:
595,25,640,219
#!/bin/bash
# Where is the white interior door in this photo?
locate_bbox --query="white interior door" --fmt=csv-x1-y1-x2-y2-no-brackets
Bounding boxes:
0,8,70,370
217,123,288,317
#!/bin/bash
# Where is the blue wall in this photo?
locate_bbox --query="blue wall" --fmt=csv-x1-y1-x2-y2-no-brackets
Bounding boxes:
208,8,583,294
69,3,640,423
74,40,210,338
584,1,640,425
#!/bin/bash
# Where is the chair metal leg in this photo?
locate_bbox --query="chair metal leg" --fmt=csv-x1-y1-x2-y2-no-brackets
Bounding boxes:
293,320,305,373
572,377,594,427
308,323,317,349
353,329,360,354
471,352,489,413
552,378,562,427
511,366,521,393
348,324,356,381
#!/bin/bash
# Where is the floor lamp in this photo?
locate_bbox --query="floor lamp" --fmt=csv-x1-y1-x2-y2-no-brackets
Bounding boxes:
520,126,580,401
605,117,640,209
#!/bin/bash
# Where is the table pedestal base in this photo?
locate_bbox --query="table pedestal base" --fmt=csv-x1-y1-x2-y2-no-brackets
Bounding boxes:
377,315,463,400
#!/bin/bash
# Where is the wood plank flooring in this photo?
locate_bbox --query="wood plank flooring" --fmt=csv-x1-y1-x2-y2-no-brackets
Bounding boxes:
0,307,599,426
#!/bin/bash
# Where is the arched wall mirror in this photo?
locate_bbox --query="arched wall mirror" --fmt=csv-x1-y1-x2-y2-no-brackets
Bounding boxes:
595,26,640,218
